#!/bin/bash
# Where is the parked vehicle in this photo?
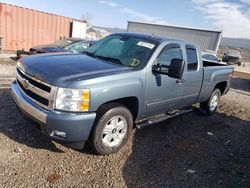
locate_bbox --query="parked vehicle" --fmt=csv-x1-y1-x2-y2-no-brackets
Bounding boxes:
202,51,219,62
64,40,96,53
202,51,227,65
11,33,234,155
16,38,83,58
222,50,242,66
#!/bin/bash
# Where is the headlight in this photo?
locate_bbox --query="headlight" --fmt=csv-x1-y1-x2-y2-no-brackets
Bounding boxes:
55,88,90,112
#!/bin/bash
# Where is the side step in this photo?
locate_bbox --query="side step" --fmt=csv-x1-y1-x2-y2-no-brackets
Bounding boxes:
135,108,193,129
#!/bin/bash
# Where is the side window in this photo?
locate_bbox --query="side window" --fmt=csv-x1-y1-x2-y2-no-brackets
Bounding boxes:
158,45,183,66
186,45,198,71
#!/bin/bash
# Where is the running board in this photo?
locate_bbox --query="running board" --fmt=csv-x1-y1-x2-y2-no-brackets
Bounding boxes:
135,108,193,129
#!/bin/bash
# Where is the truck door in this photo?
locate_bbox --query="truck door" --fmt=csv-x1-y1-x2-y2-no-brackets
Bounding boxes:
145,43,185,116
181,45,203,107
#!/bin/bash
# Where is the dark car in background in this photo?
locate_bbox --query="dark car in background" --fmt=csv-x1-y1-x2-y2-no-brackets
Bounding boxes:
222,50,242,66
16,37,83,58
64,40,96,53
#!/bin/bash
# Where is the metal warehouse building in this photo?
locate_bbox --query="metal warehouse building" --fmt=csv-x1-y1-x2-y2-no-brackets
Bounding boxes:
127,21,222,52
0,3,86,51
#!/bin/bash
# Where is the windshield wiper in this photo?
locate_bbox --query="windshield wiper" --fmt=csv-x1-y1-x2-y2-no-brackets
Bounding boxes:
96,55,123,65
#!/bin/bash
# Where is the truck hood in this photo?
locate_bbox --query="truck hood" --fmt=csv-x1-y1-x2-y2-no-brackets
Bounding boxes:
20,53,132,87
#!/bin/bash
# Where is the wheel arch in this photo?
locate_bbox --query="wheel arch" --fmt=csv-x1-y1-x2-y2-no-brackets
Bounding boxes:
214,81,227,95
96,97,140,121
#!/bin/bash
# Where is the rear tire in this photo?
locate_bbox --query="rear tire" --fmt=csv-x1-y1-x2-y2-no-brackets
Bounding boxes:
238,61,242,66
90,103,133,155
200,89,221,115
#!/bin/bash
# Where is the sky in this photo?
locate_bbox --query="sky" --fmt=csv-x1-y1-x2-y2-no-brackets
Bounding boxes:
2,0,250,38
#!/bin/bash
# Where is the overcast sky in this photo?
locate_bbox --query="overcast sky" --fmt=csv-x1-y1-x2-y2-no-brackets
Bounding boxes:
2,0,250,38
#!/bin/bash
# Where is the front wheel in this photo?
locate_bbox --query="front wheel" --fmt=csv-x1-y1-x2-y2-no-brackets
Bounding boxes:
200,89,221,115
90,104,133,155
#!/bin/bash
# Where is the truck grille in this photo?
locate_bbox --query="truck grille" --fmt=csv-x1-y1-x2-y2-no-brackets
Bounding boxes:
16,67,57,109
17,68,51,92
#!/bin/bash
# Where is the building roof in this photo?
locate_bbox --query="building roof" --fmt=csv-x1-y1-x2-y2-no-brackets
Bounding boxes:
128,21,222,34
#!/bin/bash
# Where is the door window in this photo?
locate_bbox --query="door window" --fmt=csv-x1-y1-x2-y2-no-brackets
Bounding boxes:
157,44,183,67
186,45,198,71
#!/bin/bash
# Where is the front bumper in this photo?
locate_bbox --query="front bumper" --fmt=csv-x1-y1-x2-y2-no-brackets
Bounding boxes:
11,80,96,143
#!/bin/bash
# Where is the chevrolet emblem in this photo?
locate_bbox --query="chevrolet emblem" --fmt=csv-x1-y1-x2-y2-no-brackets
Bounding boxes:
21,79,29,89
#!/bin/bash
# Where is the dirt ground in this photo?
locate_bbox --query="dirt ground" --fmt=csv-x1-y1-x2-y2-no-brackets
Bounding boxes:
0,77,249,187
0,55,16,78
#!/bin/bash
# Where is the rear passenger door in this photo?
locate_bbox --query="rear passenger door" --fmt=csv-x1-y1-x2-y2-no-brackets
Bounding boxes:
181,45,203,107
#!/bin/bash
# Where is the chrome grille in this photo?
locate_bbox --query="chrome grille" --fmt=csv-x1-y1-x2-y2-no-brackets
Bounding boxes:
16,67,57,109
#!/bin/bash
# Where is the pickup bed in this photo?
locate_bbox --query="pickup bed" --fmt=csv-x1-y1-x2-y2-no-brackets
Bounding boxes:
11,33,234,154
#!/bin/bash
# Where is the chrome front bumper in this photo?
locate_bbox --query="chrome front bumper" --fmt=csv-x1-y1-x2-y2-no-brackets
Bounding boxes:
11,80,47,123
11,80,96,143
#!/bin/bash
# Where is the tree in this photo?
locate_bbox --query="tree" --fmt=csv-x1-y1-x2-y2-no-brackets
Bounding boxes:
81,13,93,27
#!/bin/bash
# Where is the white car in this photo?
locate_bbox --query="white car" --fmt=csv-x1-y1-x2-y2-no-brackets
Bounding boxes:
202,51,227,65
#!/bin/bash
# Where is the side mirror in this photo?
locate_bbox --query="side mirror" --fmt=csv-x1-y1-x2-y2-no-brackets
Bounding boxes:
152,63,163,74
152,58,185,79
168,58,185,79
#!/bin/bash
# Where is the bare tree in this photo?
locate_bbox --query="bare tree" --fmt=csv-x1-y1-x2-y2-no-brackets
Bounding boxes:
81,13,93,27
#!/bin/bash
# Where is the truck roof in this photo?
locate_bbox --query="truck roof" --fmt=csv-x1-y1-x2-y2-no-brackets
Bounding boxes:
112,32,197,47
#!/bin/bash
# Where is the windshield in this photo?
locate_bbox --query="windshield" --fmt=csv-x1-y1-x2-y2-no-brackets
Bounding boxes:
65,41,89,53
53,39,75,48
86,34,158,68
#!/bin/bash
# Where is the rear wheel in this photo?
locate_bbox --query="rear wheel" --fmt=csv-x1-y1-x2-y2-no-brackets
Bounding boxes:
200,89,221,115
238,61,242,66
90,104,133,155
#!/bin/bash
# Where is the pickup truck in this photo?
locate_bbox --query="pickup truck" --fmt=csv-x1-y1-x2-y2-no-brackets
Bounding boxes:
11,33,234,155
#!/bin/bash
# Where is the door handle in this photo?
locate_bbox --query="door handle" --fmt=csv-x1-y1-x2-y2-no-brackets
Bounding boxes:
176,79,185,84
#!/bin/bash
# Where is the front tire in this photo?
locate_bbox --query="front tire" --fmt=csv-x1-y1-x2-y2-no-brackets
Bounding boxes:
200,89,221,115
90,104,133,155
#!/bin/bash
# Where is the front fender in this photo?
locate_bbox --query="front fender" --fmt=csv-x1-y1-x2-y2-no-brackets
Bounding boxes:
90,77,144,114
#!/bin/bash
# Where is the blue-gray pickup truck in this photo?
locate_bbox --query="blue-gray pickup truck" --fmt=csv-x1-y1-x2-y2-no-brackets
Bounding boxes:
11,33,234,155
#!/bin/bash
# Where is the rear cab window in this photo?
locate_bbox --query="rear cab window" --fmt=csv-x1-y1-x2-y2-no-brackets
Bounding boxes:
186,45,198,71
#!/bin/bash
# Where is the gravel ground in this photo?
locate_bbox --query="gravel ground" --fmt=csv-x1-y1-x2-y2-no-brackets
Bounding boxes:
0,78,249,187
0,55,16,78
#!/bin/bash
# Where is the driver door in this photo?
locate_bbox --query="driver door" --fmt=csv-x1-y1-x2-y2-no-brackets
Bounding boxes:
145,43,185,116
